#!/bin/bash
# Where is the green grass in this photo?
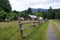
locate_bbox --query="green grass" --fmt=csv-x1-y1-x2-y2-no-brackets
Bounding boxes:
0,21,49,40
54,20,60,25
0,21,39,40
24,21,49,40
0,21,21,40
0,26,21,40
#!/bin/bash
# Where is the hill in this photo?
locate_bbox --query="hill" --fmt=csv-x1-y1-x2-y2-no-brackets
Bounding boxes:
31,8,48,13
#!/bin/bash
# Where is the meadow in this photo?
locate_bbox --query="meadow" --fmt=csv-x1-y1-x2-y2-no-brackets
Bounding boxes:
0,20,49,40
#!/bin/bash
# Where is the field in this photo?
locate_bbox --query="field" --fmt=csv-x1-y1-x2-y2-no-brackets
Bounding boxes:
0,20,49,40
0,21,21,40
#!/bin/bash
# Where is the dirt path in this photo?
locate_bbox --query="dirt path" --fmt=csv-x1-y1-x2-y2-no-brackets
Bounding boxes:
47,20,58,40
53,21,60,40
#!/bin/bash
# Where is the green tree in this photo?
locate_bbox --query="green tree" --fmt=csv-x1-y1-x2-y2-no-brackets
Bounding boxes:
0,10,6,21
34,12,42,17
48,6,53,19
27,8,32,15
0,0,12,12
55,9,60,19
42,12,48,19
13,10,18,13
6,12,14,20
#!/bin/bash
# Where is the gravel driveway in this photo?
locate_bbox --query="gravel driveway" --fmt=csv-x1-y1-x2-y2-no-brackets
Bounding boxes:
47,20,58,40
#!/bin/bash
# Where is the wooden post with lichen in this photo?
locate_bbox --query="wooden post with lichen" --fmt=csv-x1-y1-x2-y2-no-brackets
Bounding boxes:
18,17,23,39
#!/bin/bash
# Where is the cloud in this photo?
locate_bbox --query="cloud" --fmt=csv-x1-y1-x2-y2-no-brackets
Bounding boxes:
9,0,60,11
52,2,60,9
48,0,60,3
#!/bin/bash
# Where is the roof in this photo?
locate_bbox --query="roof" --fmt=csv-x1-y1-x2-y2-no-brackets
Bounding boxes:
28,15,37,19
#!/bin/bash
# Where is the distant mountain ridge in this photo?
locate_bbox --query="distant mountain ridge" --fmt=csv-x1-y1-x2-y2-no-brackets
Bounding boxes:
31,8,48,13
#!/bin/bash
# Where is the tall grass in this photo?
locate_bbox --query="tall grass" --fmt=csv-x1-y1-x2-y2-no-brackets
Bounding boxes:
24,21,49,40
0,21,48,40
0,21,21,40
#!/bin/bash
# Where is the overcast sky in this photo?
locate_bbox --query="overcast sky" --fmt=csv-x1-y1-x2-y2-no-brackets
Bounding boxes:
9,0,60,11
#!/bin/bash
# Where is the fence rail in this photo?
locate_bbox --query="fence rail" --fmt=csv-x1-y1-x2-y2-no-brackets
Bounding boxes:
21,21,38,24
18,17,43,39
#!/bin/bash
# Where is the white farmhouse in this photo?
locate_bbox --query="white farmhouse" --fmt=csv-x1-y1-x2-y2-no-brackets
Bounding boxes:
28,15,37,20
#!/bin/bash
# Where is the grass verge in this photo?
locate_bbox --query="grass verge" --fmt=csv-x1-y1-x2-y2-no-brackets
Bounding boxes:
24,21,49,40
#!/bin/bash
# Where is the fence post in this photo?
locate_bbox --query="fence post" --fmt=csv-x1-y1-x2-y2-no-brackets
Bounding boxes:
18,17,23,39
38,19,40,25
33,22,36,32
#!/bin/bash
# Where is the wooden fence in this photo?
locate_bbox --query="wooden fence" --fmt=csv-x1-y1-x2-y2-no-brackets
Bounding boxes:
18,17,43,39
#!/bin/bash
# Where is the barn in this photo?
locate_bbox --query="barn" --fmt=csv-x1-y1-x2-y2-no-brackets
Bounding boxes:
28,15,37,20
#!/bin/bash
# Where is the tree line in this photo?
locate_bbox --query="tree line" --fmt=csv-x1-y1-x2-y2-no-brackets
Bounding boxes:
0,0,60,21
47,7,60,19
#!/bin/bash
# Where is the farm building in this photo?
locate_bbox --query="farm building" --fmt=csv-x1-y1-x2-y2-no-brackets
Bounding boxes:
28,15,37,20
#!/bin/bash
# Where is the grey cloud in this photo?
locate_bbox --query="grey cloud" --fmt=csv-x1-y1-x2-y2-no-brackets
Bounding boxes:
48,0,60,3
